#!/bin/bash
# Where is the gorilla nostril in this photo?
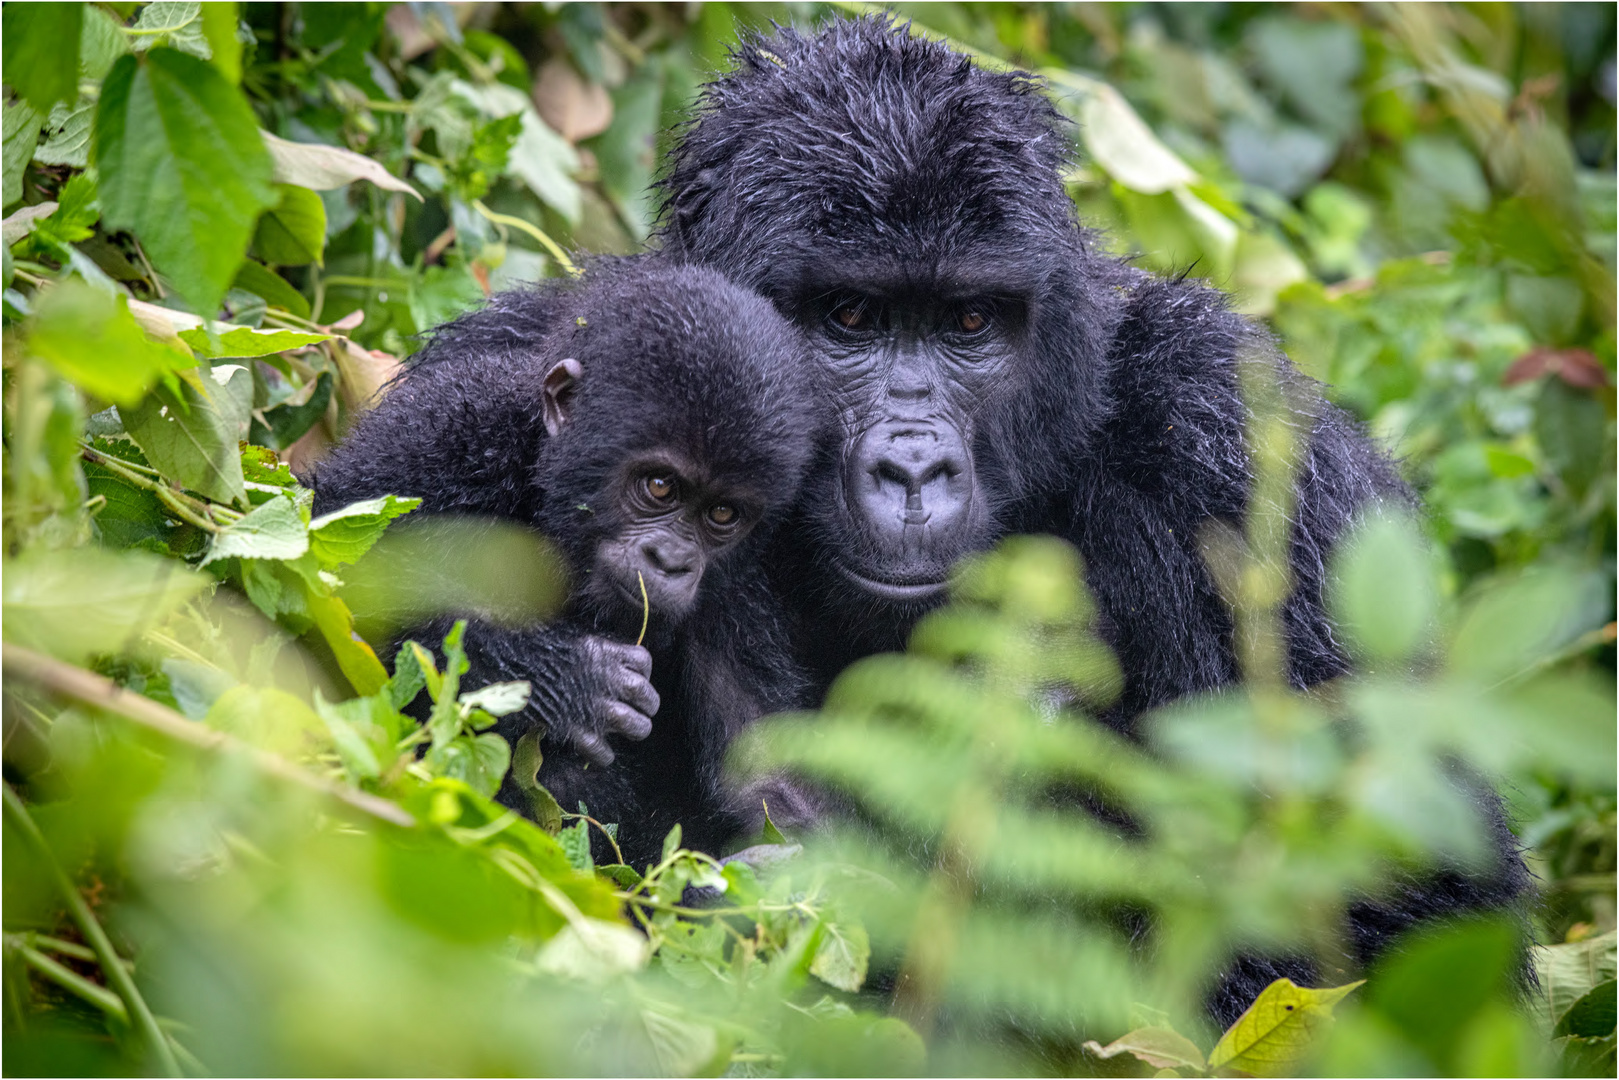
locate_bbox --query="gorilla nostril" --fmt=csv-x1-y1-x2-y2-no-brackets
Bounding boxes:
874,460,911,489
643,542,694,576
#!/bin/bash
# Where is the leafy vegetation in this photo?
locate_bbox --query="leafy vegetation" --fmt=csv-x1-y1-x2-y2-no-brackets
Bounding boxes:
2,2,1613,1076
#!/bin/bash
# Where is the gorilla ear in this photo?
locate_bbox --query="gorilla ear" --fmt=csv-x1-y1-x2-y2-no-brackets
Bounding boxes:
541,358,583,437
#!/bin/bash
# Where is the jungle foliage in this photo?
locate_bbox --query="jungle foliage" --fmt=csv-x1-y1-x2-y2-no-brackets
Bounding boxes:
1,2,1614,1076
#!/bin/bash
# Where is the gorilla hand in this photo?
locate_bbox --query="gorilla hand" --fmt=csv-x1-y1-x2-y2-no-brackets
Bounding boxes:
563,635,659,766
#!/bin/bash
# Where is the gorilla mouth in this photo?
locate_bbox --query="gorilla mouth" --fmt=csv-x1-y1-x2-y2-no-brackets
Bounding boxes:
833,560,949,602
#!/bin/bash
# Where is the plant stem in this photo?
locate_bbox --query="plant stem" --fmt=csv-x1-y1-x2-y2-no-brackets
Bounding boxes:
2,644,416,829
3,786,180,1076
16,943,129,1021
79,445,223,533
471,200,578,276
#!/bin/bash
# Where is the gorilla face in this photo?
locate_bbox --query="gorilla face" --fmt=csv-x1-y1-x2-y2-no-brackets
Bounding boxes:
659,19,1118,622
787,276,1028,605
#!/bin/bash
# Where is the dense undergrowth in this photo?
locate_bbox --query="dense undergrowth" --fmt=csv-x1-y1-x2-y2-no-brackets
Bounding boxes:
2,2,1614,1075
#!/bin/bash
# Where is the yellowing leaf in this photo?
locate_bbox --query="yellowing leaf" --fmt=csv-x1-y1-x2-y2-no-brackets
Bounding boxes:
262,129,421,200
1082,1027,1207,1072
1208,977,1364,1078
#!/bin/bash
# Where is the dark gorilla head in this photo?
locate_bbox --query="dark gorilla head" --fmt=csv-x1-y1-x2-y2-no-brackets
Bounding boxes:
658,17,1123,618
531,262,820,630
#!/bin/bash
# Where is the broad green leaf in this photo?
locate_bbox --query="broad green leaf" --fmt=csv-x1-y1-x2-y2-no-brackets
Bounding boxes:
200,1,243,84
1,2,84,115
425,733,511,799
252,183,327,266
95,48,278,316
3,546,207,663
386,642,428,712
512,731,564,833
306,587,389,695
177,323,331,359
639,1009,724,1077
312,689,391,780
262,130,421,199
1208,978,1363,1077
78,5,130,80
1069,77,1198,194
3,98,44,206
202,494,309,565
1082,1027,1208,1072
121,365,252,506
534,918,650,980
559,819,594,873
27,281,193,406
257,370,333,450
130,1,209,59
1537,933,1619,1030
809,917,870,992
1557,980,1617,1039
1330,511,1436,664
308,494,422,568
596,864,643,890
232,259,312,319
205,685,327,758
459,681,532,718
31,172,100,249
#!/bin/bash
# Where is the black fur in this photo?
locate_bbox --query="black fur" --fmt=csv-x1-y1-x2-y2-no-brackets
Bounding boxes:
655,17,1533,1025
311,260,821,867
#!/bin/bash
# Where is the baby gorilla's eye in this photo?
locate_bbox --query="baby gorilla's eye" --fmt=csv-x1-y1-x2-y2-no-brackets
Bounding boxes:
958,310,988,334
707,504,737,527
644,475,676,502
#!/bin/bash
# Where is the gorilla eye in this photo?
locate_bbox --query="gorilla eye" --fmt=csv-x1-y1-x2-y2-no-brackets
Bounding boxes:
644,475,676,502
707,504,738,527
830,302,871,332
958,311,987,334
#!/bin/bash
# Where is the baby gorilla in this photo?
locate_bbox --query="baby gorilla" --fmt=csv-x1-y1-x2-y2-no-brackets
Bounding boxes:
312,260,821,865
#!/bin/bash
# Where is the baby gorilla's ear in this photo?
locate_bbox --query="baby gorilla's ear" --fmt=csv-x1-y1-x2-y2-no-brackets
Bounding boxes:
541,358,583,437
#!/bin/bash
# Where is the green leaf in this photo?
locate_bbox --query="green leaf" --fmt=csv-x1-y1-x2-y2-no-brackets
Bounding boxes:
252,183,327,266
27,281,193,406
661,824,683,863
1,2,84,115
1537,933,1619,1031
1331,511,1436,664
205,684,327,758
30,172,101,250
386,642,428,712
1049,72,1198,194
424,733,511,799
94,48,278,315
178,323,331,360
232,260,312,319
1558,980,1617,1039
78,6,130,81
257,370,333,450
3,97,44,206
809,916,870,993
200,1,242,84
761,801,788,845
1082,1027,1208,1072
308,494,421,569
3,546,208,663
1207,978,1363,1077
458,681,531,718
202,494,309,565
130,1,209,59
559,819,594,873
312,689,394,780
596,864,643,890
120,365,252,506
262,130,420,200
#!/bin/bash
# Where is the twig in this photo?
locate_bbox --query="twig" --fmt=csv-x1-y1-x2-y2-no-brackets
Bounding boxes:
471,200,578,276
1,644,416,829
635,571,649,648
79,445,222,534
560,811,626,866
3,786,181,1076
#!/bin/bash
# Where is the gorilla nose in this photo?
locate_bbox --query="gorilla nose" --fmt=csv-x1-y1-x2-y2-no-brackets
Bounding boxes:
642,538,697,576
854,426,973,535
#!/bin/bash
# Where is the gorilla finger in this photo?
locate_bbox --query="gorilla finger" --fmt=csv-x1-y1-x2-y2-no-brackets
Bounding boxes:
604,702,653,741
612,673,659,717
607,642,653,679
571,730,616,767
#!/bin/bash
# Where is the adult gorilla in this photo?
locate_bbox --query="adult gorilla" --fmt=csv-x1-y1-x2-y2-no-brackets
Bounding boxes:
656,17,1531,1022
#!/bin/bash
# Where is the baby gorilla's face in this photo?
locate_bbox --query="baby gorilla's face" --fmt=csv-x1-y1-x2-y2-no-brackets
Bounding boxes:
587,453,757,620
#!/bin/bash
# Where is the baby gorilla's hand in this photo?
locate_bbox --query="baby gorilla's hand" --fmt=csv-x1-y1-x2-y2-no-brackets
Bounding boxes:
570,636,659,766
